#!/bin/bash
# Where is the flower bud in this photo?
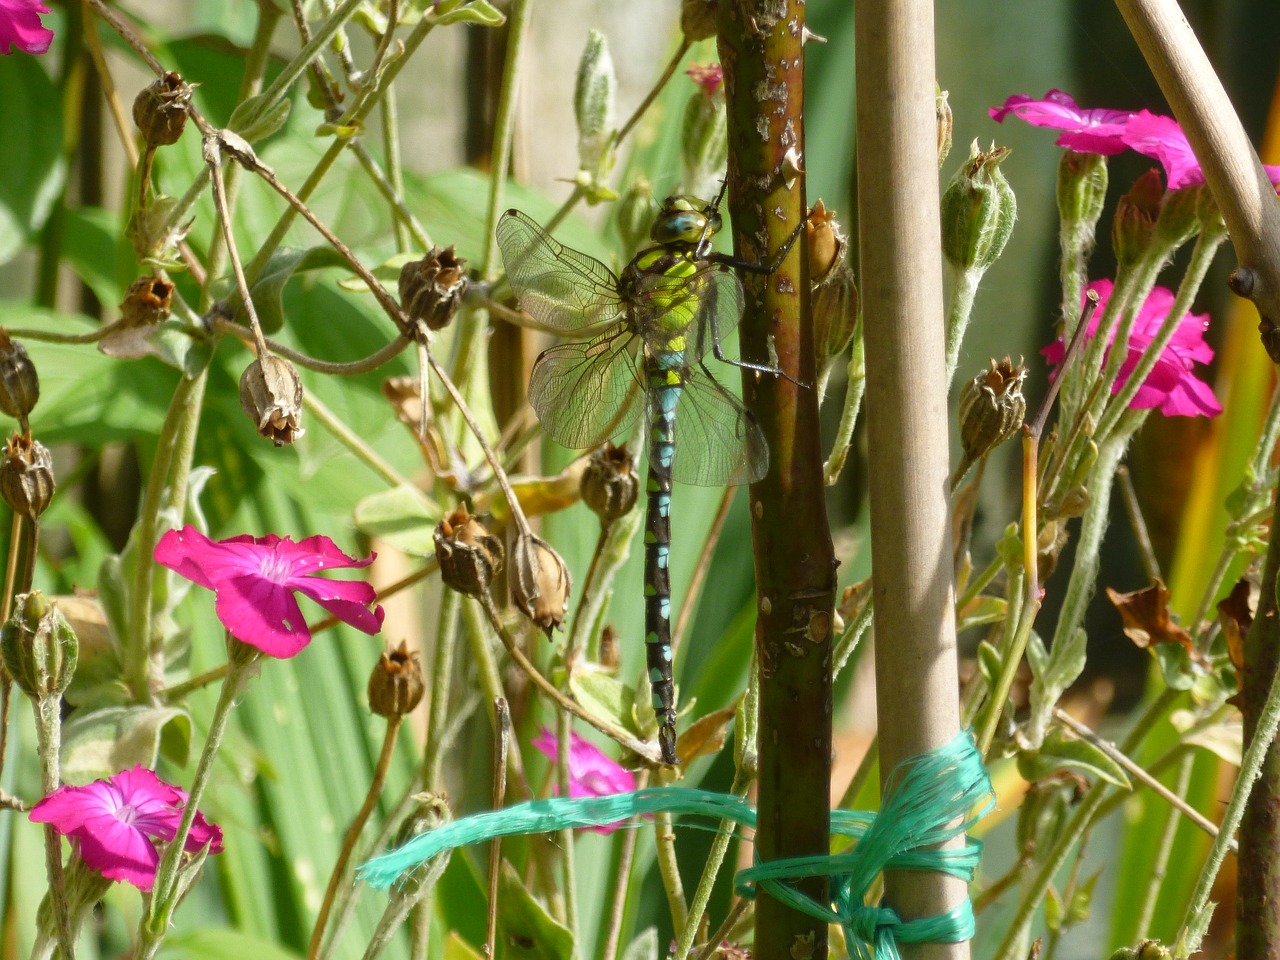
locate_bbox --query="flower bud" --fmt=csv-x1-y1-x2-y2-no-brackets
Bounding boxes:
680,64,727,201
1,592,78,700
599,624,620,670
0,433,54,519
399,246,468,332
807,201,860,386
1111,169,1163,267
958,357,1027,464
510,534,572,640
806,199,844,285
1056,150,1108,238
936,87,953,168
681,0,718,40
119,275,175,327
580,443,638,526
941,141,1016,272
368,641,425,718
132,72,192,148
434,503,504,598
0,329,39,427
574,30,617,179
239,355,305,446
1154,182,1203,251
616,178,656,255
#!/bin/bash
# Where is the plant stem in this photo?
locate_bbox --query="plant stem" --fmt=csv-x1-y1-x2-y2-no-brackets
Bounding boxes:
672,773,752,960
599,769,648,960
1132,754,1194,939
943,265,981,386
654,807,689,933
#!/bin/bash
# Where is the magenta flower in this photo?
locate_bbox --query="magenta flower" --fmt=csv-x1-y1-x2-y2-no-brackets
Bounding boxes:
686,63,724,98
989,90,1135,155
1042,279,1221,418
0,0,53,55
1121,110,1280,191
29,766,222,891
155,525,384,658
533,727,636,834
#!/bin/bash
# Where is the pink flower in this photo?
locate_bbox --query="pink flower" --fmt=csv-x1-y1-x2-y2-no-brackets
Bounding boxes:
155,525,383,658
686,63,724,99
1042,279,1221,418
0,0,53,55
1121,110,1280,191
989,90,1135,155
29,766,222,891
532,727,636,834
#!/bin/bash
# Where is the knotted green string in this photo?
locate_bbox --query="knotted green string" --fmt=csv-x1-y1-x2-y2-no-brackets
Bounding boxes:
358,730,993,959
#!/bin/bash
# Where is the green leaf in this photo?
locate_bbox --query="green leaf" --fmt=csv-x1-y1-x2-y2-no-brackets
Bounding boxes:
0,54,65,264
427,0,506,26
352,484,442,555
1067,868,1103,926
228,93,292,143
976,640,1002,686
497,860,574,960
61,206,132,309
158,928,305,960
1171,707,1242,767
1026,627,1086,747
957,594,1007,632
444,932,486,960
1017,726,1130,789
1152,642,1199,691
620,928,659,960
1044,883,1064,933
569,667,638,735
219,246,350,334
60,704,192,783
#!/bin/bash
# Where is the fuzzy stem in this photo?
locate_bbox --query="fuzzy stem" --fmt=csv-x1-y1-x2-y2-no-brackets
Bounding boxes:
672,773,751,960
821,323,866,485
943,265,982,385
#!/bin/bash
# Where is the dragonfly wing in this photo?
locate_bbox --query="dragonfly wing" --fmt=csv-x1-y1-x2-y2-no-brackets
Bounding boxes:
496,209,626,333
687,268,747,360
669,364,768,487
529,323,644,449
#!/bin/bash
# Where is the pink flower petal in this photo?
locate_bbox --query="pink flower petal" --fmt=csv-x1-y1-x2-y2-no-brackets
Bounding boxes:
0,0,53,55
215,574,312,657
532,727,636,834
990,89,1134,155
74,817,162,890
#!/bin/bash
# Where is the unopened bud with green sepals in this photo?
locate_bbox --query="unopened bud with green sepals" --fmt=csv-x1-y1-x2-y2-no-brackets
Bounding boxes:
1,592,78,701
574,30,616,184
680,64,727,201
942,140,1016,272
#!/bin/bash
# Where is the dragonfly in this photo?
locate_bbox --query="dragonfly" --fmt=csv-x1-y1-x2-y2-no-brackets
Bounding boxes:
497,189,800,764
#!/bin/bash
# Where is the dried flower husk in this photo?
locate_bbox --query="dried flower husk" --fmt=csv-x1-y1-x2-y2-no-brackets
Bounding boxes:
0,433,54,518
133,72,192,147
239,355,305,446
958,356,1027,463
510,534,572,639
399,246,468,332
580,443,638,526
1,591,78,700
119,275,175,327
0,329,39,426
368,641,425,718
681,0,717,40
434,503,504,597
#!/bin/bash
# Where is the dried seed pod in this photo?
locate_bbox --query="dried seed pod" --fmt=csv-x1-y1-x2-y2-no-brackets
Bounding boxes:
239,355,305,446
0,329,39,427
434,503,504,598
119,275,175,327
0,433,54,518
958,357,1027,464
599,624,620,671
681,0,718,40
368,641,425,718
580,443,638,526
1,591,78,701
510,534,572,640
399,246,468,332
133,72,192,147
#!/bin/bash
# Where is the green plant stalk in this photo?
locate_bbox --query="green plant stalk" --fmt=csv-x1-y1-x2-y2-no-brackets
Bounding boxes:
554,709,579,953
672,773,752,960
822,325,866,486
301,392,418,489
964,566,1024,736
599,768,648,960
378,93,411,253
125,368,208,700
139,650,255,958
654,808,689,933
720,4,833,958
1059,258,1140,434
1095,222,1227,443
1132,753,1194,939
990,688,1177,960
974,590,1034,756
943,264,982,385
424,588,461,788
34,683,73,959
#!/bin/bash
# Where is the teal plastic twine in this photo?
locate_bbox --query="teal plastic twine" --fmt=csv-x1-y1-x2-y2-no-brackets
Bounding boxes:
358,730,994,959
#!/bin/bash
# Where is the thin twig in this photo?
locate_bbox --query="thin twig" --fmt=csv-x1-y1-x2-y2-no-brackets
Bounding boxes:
485,699,510,959
1116,465,1161,582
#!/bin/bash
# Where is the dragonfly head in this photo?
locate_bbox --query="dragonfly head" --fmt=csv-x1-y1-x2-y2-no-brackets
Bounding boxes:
650,195,722,246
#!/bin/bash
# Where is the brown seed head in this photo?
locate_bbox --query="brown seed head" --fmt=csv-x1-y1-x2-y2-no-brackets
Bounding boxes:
133,72,192,148
368,641,426,718
0,591,78,701
510,534,572,640
0,433,54,519
239,355,305,446
0,329,39,427
580,443,638,526
119,275,175,327
680,0,718,40
434,503,504,598
399,246,468,332
958,356,1027,463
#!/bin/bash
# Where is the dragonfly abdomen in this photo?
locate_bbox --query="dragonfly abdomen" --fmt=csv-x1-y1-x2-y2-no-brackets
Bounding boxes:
643,353,682,764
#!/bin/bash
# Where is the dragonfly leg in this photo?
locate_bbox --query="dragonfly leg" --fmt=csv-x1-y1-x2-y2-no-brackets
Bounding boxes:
706,308,808,388
704,217,807,276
